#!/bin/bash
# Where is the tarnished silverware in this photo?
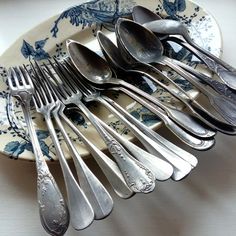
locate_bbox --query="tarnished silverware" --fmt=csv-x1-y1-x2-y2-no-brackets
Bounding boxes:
31,63,113,220
8,67,69,236
62,59,196,181
67,39,216,149
41,60,156,194
96,31,216,138
27,64,95,231
115,18,236,131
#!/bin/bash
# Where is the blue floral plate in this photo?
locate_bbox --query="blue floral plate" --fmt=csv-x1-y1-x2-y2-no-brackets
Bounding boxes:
0,0,222,161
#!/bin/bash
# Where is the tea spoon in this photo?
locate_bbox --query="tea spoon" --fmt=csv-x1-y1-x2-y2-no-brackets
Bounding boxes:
97,31,216,139
67,39,215,150
116,18,236,129
139,19,236,90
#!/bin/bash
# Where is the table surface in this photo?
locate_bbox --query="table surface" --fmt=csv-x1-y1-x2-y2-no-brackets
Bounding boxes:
1,0,236,235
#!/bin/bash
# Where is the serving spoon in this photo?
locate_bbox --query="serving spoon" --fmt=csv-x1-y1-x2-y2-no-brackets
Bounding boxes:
115,18,236,130
97,31,216,139
67,39,215,150
132,6,236,90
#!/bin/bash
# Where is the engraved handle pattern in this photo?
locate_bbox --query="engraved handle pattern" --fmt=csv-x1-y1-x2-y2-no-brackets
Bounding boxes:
173,59,236,102
175,37,236,90
59,111,134,199
21,103,69,236
189,38,236,72
104,136,155,193
76,101,155,193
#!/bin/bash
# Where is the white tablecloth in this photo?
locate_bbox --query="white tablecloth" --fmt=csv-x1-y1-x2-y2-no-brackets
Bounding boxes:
0,0,236,235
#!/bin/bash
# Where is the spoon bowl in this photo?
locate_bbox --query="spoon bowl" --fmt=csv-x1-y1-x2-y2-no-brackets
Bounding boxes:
67,39,112,84
132,5,162,25
97,32,127,73
116,19,163,64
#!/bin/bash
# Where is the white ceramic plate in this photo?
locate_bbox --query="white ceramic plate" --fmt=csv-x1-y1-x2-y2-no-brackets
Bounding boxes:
0,0,222,161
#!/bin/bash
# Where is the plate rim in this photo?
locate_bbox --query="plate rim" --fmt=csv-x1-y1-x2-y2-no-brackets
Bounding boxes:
0,0,223,161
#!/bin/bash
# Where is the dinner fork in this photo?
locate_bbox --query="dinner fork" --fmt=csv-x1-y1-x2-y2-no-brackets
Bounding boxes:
30,63,114,220
8,67,69,236
24,65,95,230
41,60,156,194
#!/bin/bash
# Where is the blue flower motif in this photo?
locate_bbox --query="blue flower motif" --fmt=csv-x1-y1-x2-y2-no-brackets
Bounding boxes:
4,141,26,158
163,0,186,16
65,110,87,128
4,129,52,160
174,78,192,91
21,38,50,61
130,107,161,126
50,0,136,37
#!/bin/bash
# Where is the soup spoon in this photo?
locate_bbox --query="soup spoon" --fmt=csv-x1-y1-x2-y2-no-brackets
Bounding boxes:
132,9,236,90
67,39,215,150
97,31,216,139
115,18,236,129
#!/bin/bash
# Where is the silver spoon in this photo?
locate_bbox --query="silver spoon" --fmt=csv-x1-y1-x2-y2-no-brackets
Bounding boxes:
140,19,236,90
132,5,167,40
97,31,216,139
67,39,215,150
116,18,236,130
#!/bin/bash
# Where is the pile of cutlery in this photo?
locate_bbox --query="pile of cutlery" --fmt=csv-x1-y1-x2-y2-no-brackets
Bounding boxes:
7,5,236,235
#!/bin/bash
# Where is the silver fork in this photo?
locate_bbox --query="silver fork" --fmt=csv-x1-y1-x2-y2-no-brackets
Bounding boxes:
43,60,156,194
25,65,95,230
30,62,114,220
8,67,69,236
40,65,134,199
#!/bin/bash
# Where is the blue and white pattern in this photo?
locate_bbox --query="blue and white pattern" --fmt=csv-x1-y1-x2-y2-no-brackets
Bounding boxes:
50,0,136,37
21,38,50,61
0,0,222,161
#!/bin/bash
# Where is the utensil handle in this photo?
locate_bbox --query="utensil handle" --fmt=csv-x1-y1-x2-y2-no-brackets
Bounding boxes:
75,101,155,193
114,86,215,150
172,58,236,102
101,95,198,168
119,74,214,138
187,35,236,72
21,104,69,236
59,110,134,199
52,105,113,220
96,96,169,155
99,95,193,175
164,58,236,126
95,115,174,181
44,114,94,230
